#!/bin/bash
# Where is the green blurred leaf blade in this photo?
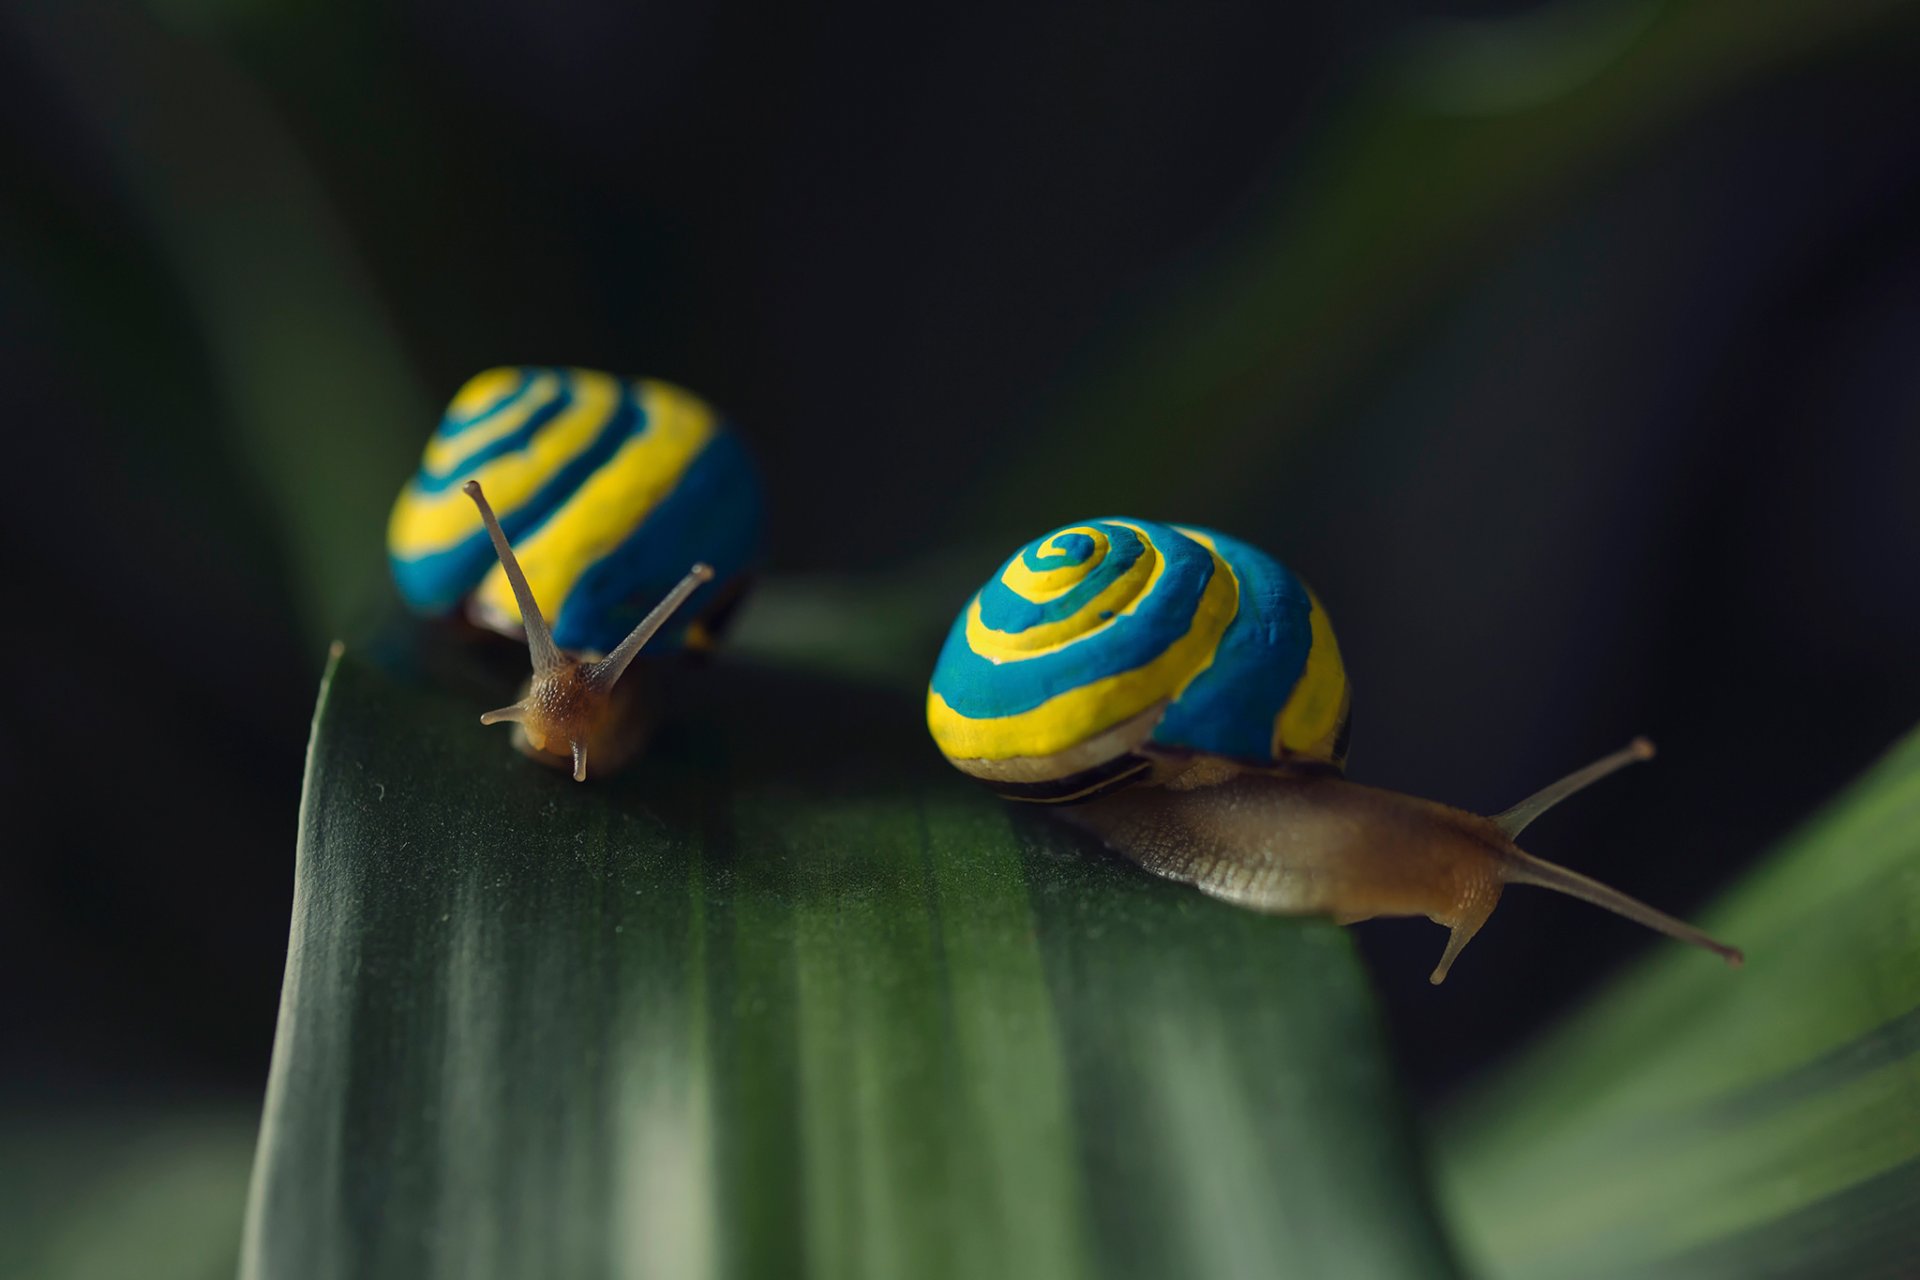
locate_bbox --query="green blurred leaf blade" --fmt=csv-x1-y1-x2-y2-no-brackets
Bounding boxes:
1438,723,1920,1279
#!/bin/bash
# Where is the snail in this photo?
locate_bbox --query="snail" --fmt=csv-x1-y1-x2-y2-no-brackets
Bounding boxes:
926,518,1743,983
387,366,763,779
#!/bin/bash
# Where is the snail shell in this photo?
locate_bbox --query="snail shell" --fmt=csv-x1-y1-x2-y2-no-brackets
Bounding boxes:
927,518,1350,801
387,366,762,656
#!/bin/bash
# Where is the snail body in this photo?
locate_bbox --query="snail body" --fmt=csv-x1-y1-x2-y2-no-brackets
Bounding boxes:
928,518,1742,982
387,366,762,778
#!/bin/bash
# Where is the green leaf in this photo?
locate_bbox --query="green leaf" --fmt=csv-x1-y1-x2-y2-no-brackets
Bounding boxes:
242,636,1460,1280
10,1,429,639
1436,724,1920,1278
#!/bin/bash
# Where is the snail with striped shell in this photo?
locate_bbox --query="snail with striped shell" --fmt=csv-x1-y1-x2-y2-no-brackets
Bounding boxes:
388,366,762,780
927,518,1743,983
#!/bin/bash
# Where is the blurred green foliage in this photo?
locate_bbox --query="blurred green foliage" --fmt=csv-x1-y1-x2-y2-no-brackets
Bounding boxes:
0,1106,255,1280
15,0,427,639
1441,723,1920,1278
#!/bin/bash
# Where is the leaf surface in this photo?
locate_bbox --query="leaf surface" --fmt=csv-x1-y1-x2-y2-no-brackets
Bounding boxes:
241,637,1461,1280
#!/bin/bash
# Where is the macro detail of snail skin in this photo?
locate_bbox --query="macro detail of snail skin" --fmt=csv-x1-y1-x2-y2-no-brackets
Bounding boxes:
927,518,1744,984
387,366,763,780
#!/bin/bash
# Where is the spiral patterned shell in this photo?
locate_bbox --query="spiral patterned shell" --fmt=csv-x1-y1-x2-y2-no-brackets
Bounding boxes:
927,519,1349,801
387,366,762,656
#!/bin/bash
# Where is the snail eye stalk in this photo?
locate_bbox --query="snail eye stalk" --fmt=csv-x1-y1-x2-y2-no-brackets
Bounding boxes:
1491,737,1655,839
462,480,563,675
1490,738,1744,970
586,563,715,695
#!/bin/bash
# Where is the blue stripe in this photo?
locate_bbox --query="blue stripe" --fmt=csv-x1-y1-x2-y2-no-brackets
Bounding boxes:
412,378,579,493
552,427,764,654
437,368,535,435
929,518,1214,720
391,536,485,615
1149,527,1311,761
975,527,1146,634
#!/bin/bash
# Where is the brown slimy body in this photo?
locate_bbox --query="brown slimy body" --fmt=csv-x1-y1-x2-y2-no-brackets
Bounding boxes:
505,661,654,780
1062,761,1743,983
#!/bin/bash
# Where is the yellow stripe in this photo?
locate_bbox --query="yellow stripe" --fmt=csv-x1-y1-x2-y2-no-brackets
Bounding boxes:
997,526,1109,602
965,521,1165,659
446,366,525,419
471,379,716,636
420,370,564,475
927,542,1239,762
387,369,622,557
1273,588,1348,761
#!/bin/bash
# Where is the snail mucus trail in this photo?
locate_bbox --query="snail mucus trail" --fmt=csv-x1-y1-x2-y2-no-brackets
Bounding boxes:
1058,736,1744,984
462,479,712,782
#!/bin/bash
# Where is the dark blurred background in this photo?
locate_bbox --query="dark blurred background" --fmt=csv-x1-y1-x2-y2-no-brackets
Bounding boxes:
3,0,1918,1270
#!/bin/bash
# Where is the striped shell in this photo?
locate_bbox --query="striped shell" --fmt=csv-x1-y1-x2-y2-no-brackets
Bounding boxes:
387,366,762,656
926,518,1349,801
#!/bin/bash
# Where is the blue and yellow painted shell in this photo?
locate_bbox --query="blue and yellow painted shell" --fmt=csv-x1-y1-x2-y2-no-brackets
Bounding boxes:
927,518,1349,801
388,366,762,655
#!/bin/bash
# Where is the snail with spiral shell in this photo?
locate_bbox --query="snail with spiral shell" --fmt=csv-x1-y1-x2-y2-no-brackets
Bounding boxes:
388,366,762,780
928,518,1743,982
